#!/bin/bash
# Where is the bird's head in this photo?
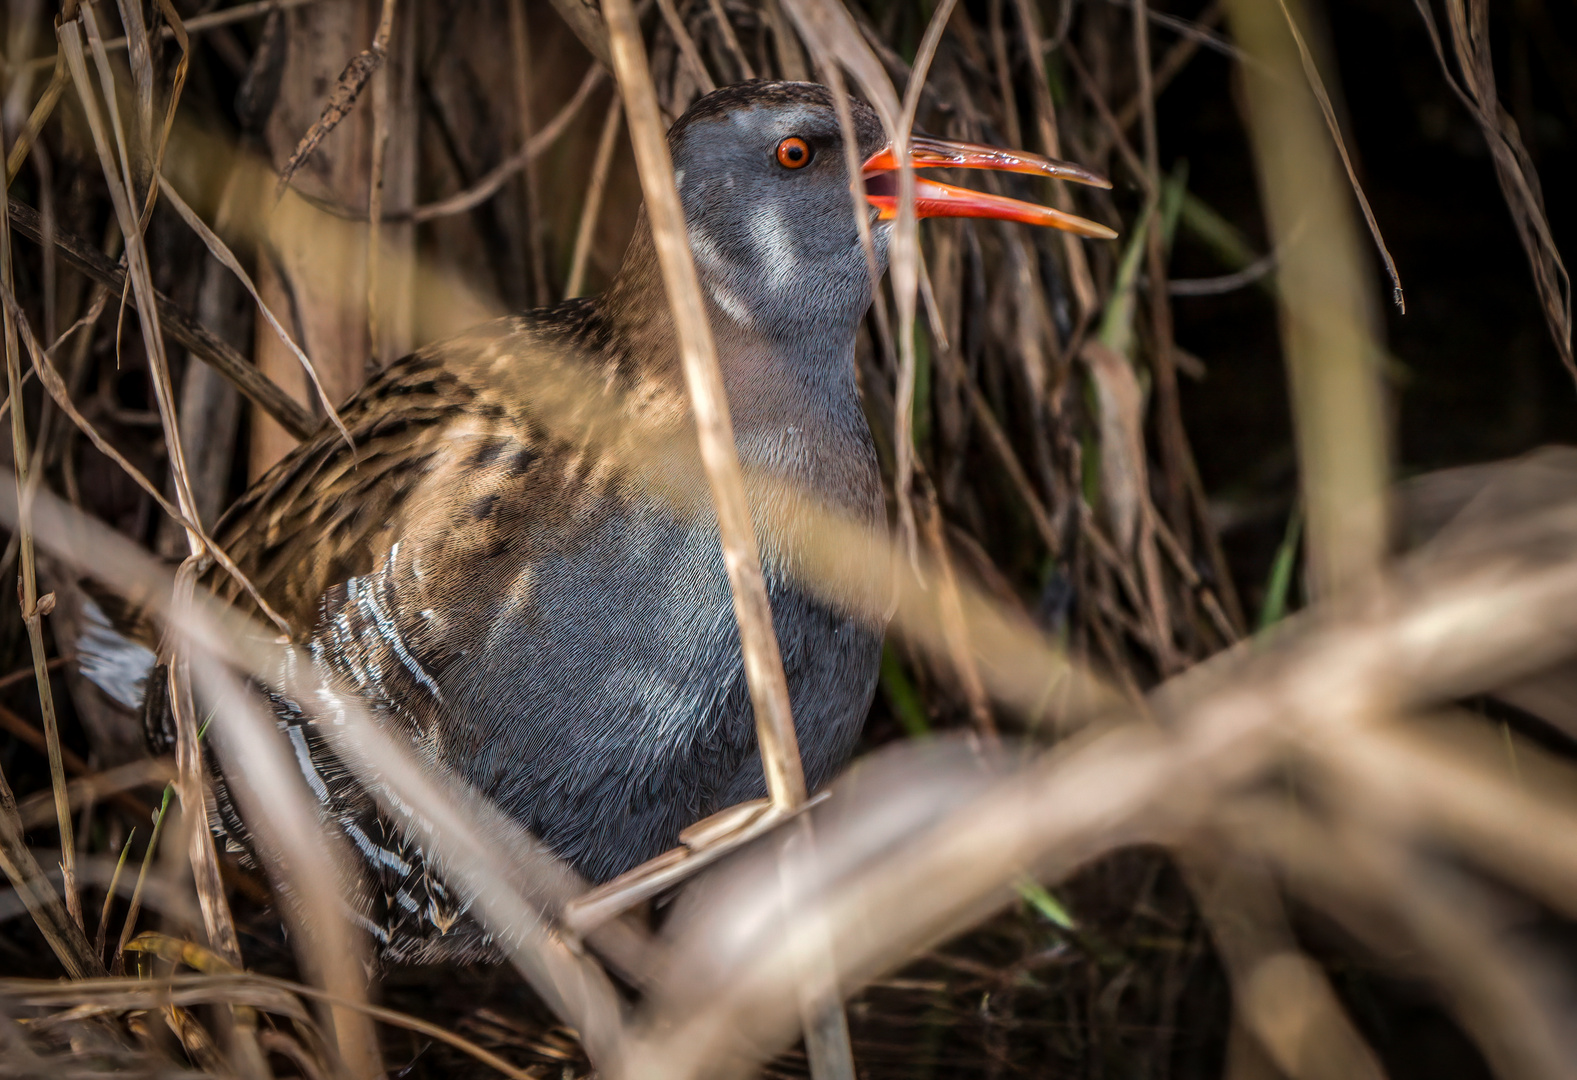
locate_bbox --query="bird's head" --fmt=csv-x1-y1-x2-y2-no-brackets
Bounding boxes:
657,80,1114,344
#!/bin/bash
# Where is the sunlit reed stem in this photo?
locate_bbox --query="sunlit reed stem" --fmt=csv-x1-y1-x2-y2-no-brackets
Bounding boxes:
601,0,808,811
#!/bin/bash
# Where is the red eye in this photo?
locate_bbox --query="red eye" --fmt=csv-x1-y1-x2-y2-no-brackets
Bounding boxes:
776,136,812,169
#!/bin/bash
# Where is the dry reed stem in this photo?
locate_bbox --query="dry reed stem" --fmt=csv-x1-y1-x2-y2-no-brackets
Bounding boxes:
1311,716,1577,927
166,562,244,967
507,0,552,308
705,0,755,80
778,1,910,566
1009,0,1098,322
4,55,66,184
602,0,807,811
189,656,382,1078
66,10,247,948
273,0,398,199
156,175,347,445
1414,0,1572,378
122,934,271,1078
1131,0,1194,580
0,807,101,978
4,198,318,439
599,2,848,1070
1180,842,1387,1080
1,968,540,1079
410,61,603,223
0,282,292,636
0,731,103,980
916,476,994,736
804,41,899,384
366,0,399,370
141,0,189,231
655,0,717,94
1272,0,1404,311
0,158,78,932
544,0,613,68
16,758,170,831
892,0,992,735
1,972,309,1019
566,92,624,298
1224,0,1389,599
1229,800,1577,1080
883,0,957,579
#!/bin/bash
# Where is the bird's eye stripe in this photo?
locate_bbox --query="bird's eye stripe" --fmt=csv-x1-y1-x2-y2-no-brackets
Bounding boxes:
776,136,812,169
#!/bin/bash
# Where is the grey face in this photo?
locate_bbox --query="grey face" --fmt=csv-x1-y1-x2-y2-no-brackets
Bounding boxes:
668,82,891,345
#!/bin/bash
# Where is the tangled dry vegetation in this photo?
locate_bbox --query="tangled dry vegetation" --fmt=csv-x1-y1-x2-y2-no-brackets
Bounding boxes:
0,0,1574,1077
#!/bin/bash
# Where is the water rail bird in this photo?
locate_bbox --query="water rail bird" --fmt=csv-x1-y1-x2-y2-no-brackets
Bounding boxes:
85,80,1114,961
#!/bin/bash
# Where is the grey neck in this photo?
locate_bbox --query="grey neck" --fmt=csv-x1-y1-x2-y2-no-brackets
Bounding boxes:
603,216,880,513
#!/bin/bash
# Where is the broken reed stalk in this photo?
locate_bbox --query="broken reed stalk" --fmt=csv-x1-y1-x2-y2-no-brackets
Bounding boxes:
114,786,170,966
600,0,808,812
1414,0,1571,378
0,175,79,930
1269,0,1404,317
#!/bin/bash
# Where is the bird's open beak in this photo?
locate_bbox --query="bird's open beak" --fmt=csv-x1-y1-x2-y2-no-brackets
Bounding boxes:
862,135,1117,240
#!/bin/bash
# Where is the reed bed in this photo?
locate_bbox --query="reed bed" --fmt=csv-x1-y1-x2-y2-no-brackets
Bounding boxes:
0,0,1573,1077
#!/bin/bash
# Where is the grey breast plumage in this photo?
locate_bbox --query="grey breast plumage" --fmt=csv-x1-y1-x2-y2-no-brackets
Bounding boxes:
187,293,882,962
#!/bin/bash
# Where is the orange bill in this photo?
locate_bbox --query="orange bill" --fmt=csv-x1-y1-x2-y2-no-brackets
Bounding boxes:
862,135,1117,240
